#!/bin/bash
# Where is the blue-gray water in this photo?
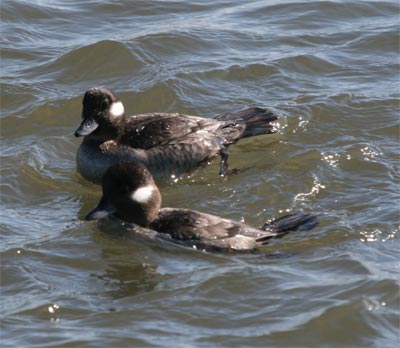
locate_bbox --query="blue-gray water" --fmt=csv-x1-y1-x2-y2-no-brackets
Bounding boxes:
1,1,399,347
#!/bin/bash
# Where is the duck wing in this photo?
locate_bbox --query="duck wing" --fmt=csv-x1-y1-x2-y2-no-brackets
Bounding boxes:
123,107,278,149
123,113,223,149
150,208,280,251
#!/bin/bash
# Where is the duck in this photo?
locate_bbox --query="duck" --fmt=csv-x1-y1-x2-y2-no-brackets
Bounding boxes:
85,162,318,252
74,87,278,183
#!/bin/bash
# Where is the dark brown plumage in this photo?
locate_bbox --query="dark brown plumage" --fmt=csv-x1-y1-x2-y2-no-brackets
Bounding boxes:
85,162,318,252
74,87,278,183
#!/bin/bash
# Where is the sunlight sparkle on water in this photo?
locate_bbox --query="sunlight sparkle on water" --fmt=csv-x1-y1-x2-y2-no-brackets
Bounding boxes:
294,175,325,202
360,228,397,243
48,304,60,314
360,146,383,161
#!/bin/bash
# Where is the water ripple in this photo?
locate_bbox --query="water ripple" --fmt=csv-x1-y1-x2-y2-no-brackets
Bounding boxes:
1,1,399,347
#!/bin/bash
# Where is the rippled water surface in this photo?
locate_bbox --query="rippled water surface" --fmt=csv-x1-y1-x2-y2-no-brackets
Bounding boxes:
1,1,399,347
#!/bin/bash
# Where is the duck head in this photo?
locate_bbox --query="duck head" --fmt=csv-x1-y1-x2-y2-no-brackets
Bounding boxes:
85,162,162,227
74,87,126,140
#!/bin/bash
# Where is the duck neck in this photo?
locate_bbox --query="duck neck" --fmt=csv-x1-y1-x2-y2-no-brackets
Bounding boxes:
114,188,162,228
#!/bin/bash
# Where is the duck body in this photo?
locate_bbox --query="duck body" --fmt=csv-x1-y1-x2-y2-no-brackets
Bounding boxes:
75,88,278,183
85,162,318,252
150,208,317,251
76,113,225,183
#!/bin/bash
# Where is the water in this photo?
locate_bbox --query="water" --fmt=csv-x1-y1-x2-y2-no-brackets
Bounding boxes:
1,0,399,347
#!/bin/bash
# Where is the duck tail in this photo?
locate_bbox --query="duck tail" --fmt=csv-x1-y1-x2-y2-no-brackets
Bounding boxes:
215,107,278,140
259,212,318,241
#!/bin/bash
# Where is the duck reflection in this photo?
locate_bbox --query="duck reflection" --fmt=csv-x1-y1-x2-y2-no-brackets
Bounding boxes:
91,218,165,299
95,261,159,299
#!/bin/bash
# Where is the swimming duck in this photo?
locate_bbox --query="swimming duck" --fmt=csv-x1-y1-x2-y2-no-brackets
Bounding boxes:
74,87,278,183
85,162,318,252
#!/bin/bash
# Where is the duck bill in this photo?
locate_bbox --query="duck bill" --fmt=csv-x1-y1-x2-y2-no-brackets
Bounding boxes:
74,117,99,137
85,196,116,221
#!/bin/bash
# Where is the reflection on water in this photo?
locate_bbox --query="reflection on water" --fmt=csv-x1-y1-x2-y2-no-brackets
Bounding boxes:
95,262,160,300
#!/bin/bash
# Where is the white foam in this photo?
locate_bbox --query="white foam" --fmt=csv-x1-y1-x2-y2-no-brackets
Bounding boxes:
131,185,154,203
109,101,125,118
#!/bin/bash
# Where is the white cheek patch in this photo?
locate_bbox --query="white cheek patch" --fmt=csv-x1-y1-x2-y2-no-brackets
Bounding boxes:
131,185,154,203
109,101,125,118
